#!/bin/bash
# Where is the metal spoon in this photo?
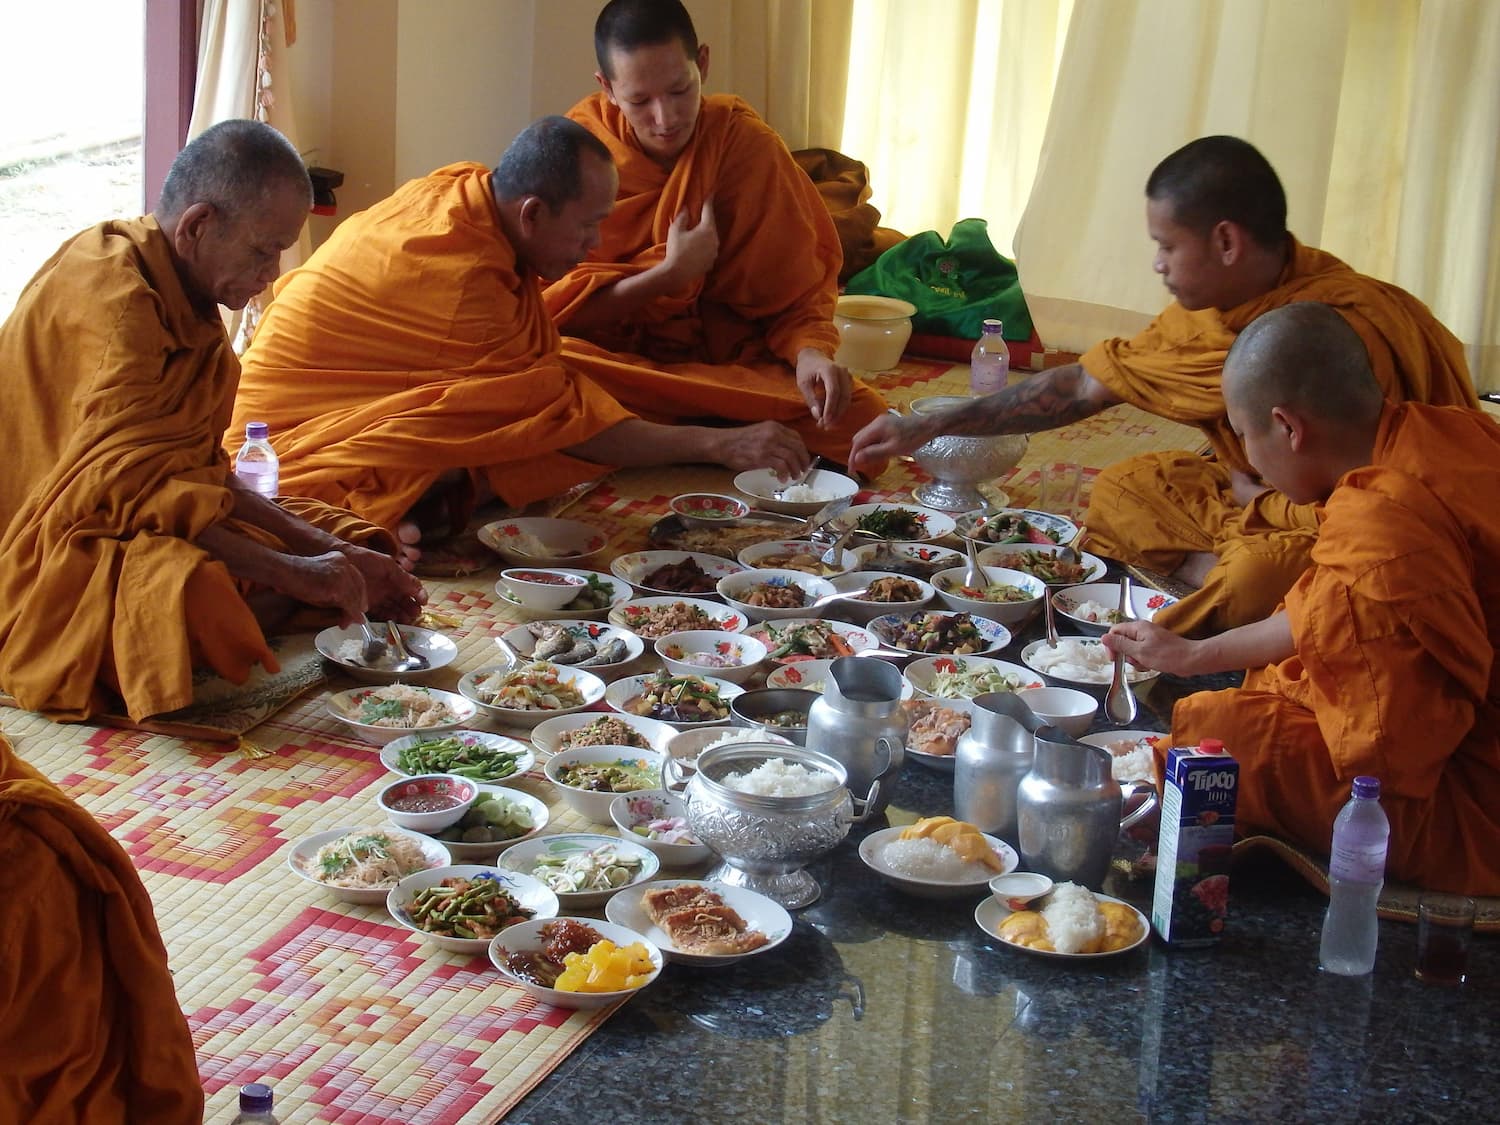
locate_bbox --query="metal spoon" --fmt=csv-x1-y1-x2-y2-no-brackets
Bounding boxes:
775,456,822,500
1059,524,1088,568
805,584,875,614
1043,586,1060,648
963,532,986,590
1103,577,1138,724
818,523,857,568
493,633,525,667
357,615,389,665
383,620,431,674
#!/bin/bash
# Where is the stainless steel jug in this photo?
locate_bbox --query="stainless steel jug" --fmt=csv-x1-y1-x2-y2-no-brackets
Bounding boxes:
806,657,906,816
1016,727,1159,889
954,692,1045,844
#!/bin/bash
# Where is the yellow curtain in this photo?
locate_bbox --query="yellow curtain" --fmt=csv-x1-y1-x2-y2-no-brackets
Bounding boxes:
723,0,855,150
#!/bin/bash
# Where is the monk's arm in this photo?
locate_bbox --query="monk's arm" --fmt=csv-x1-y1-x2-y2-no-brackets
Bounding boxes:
566,417,809,479
225,479,356,557
1104,612,1294,676
562,203,717,335
849,363,1121,472
196,522,372,625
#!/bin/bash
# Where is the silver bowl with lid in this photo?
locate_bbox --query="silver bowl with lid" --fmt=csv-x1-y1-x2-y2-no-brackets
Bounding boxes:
670,742,877,909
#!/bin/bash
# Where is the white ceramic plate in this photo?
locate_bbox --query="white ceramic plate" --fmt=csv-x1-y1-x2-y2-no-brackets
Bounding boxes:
477,517,609,565
314,623,459,682
954,508,1080,547
608,596,748,639
498,620,645,677
530,712,677,758
974,892,1150,959
851,541,965,579
496,832,660,909
867,610,1011,657
766,658,915,700
326,685,479,746
732,467,860,516
380,729,534,781
902,655,1043,700
858,826,1018,899
743,618,877,664
899,696,975,774
833,502,957,543
489,917,664,1010
605,878,794,965
288,825,451,904
387,864,560,954
1019,637,1160,692
1051,582,1179,636
605,672,744,728
975,543,1108,585
736,539,857,578
610,550,747,596
1078,729,1167,786
493,569,631,621
716,568,838,624
409,784,550,861
456,663,607,730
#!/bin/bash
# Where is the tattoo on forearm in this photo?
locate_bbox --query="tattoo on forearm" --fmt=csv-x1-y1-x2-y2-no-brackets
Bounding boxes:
942,367,1104,436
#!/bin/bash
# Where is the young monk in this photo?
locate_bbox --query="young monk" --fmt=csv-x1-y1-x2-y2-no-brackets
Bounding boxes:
545,0,890,467
0,120,422,724
0,733,202,1122
850,136,1476,636
1105,302,1500,896
233,115,808,561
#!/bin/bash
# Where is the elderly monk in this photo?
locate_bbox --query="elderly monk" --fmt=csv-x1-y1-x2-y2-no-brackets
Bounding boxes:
850,136,1476,636
544,0,890,468
1,733,202,1122
0,120,421,724
1106,303,1500,896
233,115,806,558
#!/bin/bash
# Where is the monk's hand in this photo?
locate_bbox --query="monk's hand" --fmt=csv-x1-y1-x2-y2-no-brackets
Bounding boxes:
795,349,852,428
722,421,810,479
1229,468,1268,508
664,200,719,286
1102,620,1197,677
340,542,427,622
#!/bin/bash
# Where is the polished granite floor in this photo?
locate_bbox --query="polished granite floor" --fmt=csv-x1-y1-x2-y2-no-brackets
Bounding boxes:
507,755,1499,1125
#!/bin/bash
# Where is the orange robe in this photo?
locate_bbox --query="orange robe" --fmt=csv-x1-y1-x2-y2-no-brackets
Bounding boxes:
232,164,635,529
1169,403,1500,895
1082,238,1476,635
0,218,386,722
0,733,203,1122
547,93,889,460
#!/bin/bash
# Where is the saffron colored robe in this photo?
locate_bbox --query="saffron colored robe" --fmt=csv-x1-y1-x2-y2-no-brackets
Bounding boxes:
1170,403,1500,895
232,164,635,528
0,218,388,722
1082,239,1476,636
548,93,889,460
0,733,203,1123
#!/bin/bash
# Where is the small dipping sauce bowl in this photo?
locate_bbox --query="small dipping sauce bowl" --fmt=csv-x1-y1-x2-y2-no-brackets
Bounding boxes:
988,871,1054,910
378,773,478,833
501,567,590,611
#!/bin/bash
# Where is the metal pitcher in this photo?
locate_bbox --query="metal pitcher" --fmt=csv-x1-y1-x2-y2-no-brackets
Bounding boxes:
954,692,1046,845
806,656,906,817
1016,727,1160,890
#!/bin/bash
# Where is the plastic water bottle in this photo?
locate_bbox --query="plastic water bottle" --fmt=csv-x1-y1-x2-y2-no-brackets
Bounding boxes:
969,318,1009,397
1318,776,1390,975
230,1082,280,1123
234,421,279,498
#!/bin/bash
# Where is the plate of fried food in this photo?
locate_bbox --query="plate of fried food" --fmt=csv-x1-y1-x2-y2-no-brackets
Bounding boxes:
497,620,645,677
898,697,974,773
605,879,793,965
975,880,1148,959
611,550,746,596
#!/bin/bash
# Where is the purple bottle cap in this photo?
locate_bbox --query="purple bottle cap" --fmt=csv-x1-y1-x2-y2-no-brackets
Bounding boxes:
1352,776,1381,799
245,421,269,440
239,1083,273,1112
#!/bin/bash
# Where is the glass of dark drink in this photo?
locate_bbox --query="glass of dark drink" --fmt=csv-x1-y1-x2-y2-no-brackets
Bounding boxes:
1415,893,1475,986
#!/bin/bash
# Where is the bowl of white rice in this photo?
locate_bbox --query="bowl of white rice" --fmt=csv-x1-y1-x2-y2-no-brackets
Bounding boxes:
1020,636,1161,699
858,825,1018,899
732,468,861,516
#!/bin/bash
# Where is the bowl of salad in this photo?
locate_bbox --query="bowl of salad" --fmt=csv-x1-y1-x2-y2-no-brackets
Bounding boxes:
654,630,768,685
326,685,479,746
902,655,1043,700
497,831,660,908
742,618,878,664
458,661,606,730
543,748,670,824
605,672,744,729
609,789,712,866
930,564,1046,625
954,508,1079,547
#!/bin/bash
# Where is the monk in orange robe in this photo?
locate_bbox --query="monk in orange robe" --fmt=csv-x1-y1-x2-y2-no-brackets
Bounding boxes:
1,732,203,1122
1106,303,1500,896
0,121,422,723
544,0,890,466
850,136,1476,635
234,116,808,554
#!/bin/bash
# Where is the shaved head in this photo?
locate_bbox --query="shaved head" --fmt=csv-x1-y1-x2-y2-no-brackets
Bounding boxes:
157,119,311,223
1147,135,1286,250
594,0,699,79
1225,303,1385,433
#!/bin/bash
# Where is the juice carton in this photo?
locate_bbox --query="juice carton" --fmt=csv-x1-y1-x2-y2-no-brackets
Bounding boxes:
1151,740,1237,945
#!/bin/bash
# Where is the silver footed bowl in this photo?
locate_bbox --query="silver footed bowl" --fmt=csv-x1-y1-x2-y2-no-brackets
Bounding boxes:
909,395,1029,512
682,742,854,909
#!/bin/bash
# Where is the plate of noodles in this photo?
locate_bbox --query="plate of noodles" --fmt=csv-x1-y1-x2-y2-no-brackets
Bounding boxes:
289,825,452,904
326,684,478,745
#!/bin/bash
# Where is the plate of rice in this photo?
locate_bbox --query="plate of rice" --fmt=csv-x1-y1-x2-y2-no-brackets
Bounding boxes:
858,824,1018,899
315,623,459,682
975,881,1149,959
1079,730,1165,786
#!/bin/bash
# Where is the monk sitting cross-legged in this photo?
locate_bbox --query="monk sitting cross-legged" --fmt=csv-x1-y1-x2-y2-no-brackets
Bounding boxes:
850,136,1477,636
1104,303,1500,897
0,120,423,724
545,0,891,469
232,115,809,562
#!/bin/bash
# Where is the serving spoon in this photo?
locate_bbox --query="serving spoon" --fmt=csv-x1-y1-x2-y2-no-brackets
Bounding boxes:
357,615,389,665
1103,577,1138,724
384,620,430,674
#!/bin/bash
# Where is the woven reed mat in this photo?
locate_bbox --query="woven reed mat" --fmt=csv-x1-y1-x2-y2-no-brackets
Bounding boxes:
0,356,1212,1123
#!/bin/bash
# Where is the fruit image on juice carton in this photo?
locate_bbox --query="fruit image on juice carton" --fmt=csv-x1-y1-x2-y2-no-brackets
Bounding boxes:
1151,740,1237,945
